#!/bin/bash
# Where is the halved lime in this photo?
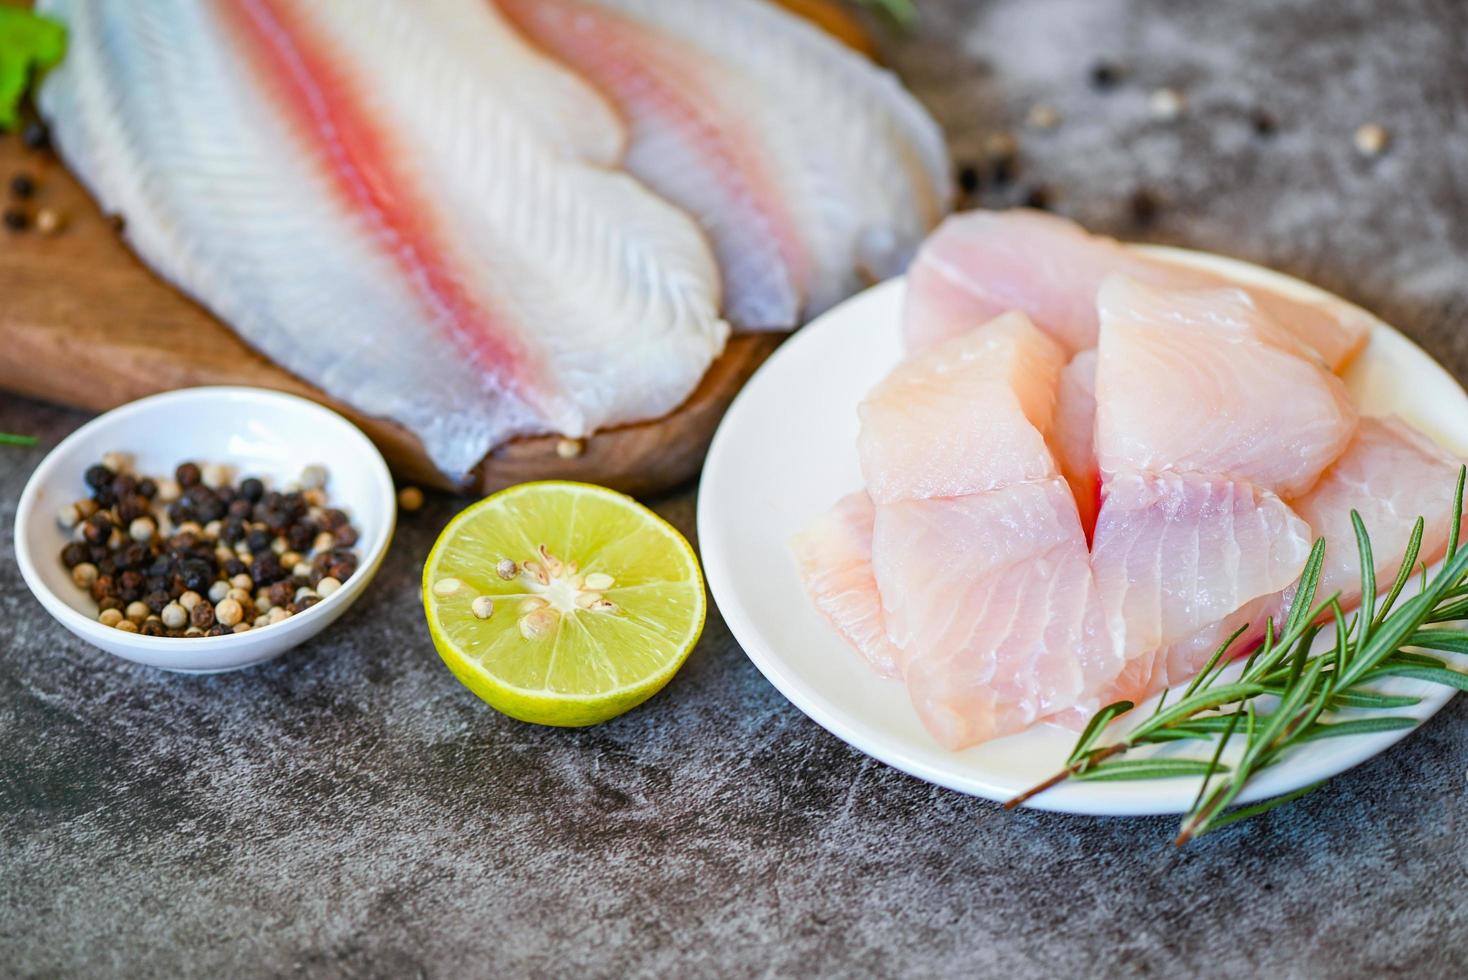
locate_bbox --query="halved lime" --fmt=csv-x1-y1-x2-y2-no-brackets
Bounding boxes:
422,481,706,726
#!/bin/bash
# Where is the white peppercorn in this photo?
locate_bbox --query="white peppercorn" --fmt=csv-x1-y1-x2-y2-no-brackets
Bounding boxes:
208,580,230,603
162,602,188,629
215,598,243,628
316,576,342,598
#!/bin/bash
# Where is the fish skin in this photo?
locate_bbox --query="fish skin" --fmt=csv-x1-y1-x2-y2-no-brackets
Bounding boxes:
857,312,1064,505
1052,349,1099,540
1095,277,1358,499
902,209,1372,371
499,0,951,331
790,492,903,678
1091,471,1312,664
1288,415,1468,608
39,0,727,479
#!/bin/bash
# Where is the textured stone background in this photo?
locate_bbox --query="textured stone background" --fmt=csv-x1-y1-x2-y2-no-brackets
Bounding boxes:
3,0,1467,976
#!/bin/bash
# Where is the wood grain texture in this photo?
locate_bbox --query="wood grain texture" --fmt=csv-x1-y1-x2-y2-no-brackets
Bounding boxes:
0,133,781,497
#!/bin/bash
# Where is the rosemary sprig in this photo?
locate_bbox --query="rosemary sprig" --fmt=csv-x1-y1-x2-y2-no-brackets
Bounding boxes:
1007,468,1468,843
0,432,39,447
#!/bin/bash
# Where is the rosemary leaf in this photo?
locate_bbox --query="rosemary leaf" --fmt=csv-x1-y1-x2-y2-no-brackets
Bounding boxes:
1076,759,1229,782
1295,717,1420,742
0,432,39,446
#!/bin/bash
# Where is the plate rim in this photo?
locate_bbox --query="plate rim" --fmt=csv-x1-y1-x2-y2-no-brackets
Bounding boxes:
698,248,1463,816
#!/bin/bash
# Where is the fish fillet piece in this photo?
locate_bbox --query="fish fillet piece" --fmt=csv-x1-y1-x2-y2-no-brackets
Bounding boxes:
903,209,1372,370
1052,349,1099,539
1289,416,1467,607
1091,471,1312,661
857,312,1064,504
873,480,1118,748
500,0,951,330
1096,278,1357,498
791,492,902,678
38,0,726,479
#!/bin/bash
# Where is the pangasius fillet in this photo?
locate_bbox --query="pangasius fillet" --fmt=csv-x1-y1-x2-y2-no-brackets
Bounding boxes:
1095,277,1357,498
38,0,727,479
857,314,1121,748
1289,416,1467,607
1052,350,1099,539
1091,472,1311,660
857,312,1064,504
790,492,901,678
902,209,1372,370
875,479,1113,748
499,0,951,330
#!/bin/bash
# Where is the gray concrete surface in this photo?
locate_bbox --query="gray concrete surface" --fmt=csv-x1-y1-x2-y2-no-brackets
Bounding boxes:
3,0,1466,976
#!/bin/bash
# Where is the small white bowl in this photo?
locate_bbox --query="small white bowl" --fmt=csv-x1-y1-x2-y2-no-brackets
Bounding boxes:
15,387,397,673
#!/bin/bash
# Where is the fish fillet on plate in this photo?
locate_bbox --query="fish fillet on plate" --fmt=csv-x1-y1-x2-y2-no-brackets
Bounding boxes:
790,492,902,679
1290,416,1468,606
855,315,1122,748
1094,277,1358,497
903,209,1372,370
500,0,951,331
38,0,728,479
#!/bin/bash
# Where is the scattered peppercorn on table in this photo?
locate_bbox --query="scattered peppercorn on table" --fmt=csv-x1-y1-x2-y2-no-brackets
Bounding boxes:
3,0,1466,975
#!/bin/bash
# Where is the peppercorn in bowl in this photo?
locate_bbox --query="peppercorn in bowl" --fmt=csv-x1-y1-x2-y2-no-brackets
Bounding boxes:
15,387,396,672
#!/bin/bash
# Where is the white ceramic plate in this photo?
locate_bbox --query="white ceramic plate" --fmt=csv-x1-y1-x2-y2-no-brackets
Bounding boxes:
699,248,1468,815
15,387,396,674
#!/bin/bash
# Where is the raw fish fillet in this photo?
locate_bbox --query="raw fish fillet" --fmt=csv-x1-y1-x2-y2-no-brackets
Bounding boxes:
857,312,1064,504
791,492,902,678
1052,350,1099,539
38,0,727,479
1091,471,1311,661
874,480,1116,747
856,314,1121,747
1095,278,1357,498
500,0,951,330
1289,416,1467,606
903,209,1372,370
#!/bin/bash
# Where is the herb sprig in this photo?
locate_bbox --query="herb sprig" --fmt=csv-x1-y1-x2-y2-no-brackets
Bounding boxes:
1006,468,1468,843
0,432,39,447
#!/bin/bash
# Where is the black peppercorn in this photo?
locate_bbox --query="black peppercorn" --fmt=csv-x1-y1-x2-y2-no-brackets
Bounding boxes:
1130,188,1161,227
957,163,980,197
118,570,145,602
176,461,202,487
227,499,253,519
98,596,123,613
21,120,50,150
141,620,166,637
145,590,172,614
137,477,158,499
321,508,349,530
167,500,195,525
1089,61,1124,90
252,552,284,586
267,581,294,609
90,575,115,602
82,513,113,545
290,595,321,615
246,528,273,554
61,542,89,568
1023,185,1053,210
287,522,315,552
191,602,216,629
84,464,115,490
333,525,358,548
10,174,36,199
238,477,264,502
224,557,248,578
180,558,214,593
206,625,228,637
221,519,246,544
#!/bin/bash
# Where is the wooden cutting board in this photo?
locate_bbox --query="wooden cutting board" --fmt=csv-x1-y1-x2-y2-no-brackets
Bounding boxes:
0,134,782,497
